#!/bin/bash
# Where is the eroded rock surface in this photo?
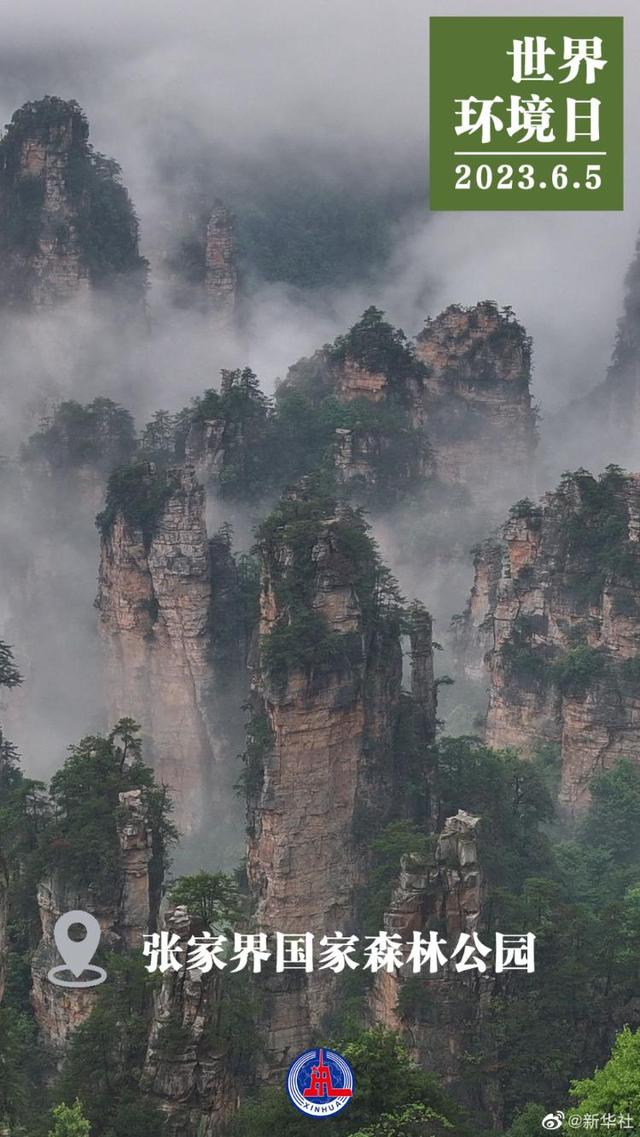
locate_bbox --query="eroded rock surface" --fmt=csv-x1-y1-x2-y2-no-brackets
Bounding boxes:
457,469,640,810
97,467,218,832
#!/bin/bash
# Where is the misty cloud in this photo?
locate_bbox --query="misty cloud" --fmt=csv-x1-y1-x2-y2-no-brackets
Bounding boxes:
1,0,639,781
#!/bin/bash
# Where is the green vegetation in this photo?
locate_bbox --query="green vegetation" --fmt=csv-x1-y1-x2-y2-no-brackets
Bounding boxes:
237,709,273,817
360,821,432,931
1,718,175,1137
200,368,271,499
55,955,165,1137
613,590,639,617
329,307,428,397
0,97,147,293
579,758,640,866
48,1101,91,1137
70,151,147,288
96,461,179,548
1,658,176,1136
0,640,21,689
431,736,553,906
0,643,44,1137
567,1027,640,1129
455,753,640,1120
1,173,44,254
504,1104,549,1137
347,1104,455,1136
138,410,176,463
500,620,609,705
257,490,404,689
67,308,429,507
262,607,356,688
182,351,425,505
500,640,547,684
0,1005,39,1133
560,466,640,607
500,614,548,685
508,498,542,527
335,739,640,1124
23,398,136,472
168,870,241,931
44,719,177,895
208,523,261,667
231,175,420,290
549,645,606,697
620,655,640,682
202,970,264,1078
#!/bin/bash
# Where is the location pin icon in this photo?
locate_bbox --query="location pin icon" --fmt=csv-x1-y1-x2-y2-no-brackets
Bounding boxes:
54,910,101,978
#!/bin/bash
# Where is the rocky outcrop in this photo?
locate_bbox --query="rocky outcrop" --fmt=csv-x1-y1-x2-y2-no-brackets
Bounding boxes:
97,466,216,833
280,309,430,499
184,418,227,488
281,303,535,510
594,234,640,453
451,538,504,681
409,603,437,743
332,423,431,502
457,469,640,810
0,98,90,307
415,302,537,506
142,906,239,1136
204,203,237,326
166,200,237,327
183,368,269,502
31,788,156,1059
334,359,389,404
0,96,146,309
245,490,436,1065
371,810,496,1118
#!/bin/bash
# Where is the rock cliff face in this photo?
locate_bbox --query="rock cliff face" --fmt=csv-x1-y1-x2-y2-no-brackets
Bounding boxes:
142,906,239,1136
245,491,436,1064
0,98,89,307
167,200,237,326
415,302,537,506
97,467,217,833
370,810,495,1118
31,788,156,1059
204,203,237,326
184,418,227,488
281,302,536,510
457,468,640,810
0,96,146,309
594,235,640,453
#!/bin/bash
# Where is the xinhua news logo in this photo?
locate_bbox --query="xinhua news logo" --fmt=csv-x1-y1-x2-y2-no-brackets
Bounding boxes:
286,1048,354,1118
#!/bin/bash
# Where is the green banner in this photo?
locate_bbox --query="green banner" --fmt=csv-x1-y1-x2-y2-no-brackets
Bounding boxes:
429,16,623,211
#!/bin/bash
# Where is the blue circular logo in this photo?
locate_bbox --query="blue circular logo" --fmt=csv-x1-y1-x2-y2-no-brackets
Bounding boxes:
286,1047,355,1118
